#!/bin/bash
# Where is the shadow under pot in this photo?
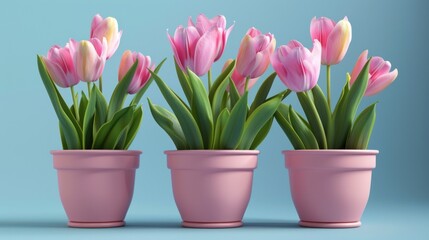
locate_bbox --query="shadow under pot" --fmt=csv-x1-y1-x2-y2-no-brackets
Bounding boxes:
166,150,259,228
52,150,140,228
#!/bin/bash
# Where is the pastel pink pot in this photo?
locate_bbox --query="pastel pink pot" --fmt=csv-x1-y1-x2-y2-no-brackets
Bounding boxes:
284,150,378,228
166,150,259,228
52,150,141,228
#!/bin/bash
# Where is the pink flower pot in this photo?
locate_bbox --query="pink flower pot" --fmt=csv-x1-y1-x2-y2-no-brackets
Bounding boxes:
284,150,378,228
166,150,258,228
52,150,141,228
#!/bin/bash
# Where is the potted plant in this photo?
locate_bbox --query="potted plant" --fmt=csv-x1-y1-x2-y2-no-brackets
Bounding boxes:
37,14,164,228
149,14,286,228
271,16,398,228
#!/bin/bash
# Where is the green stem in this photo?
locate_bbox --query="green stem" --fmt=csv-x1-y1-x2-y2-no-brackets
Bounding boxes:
326,65,331,109
245,76,250,93
208,69,212,91
70,86,79,122
87,82,92,98
99,75,103,93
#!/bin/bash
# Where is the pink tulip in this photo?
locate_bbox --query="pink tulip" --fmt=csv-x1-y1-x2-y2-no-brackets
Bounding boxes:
168,25,221,76
271,40,322,92
90,14,122,59
310,16,352,65
236,27,276,79
118,50,155,94
350,50,398,96
43,45,79,88
222,59,258,95
71,38,108,82
188,14,234,62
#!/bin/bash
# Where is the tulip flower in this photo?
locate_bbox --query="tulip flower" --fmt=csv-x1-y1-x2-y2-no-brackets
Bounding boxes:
43,45,79,88
222,59,258,95
72,38,108,82
168,25,221,76
90,14,122,59
310,16,352,65
350,50,398,96
118,50,155,94
271,40,322,92
235,27,276,79
188,14,234,62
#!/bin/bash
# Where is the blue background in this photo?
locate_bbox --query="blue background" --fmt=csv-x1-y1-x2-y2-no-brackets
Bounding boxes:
0,0,428,239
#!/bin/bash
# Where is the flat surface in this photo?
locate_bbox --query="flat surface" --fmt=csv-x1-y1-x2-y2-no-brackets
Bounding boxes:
1,204,427,240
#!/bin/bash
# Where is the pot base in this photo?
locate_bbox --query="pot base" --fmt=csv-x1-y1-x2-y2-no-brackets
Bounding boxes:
299,221,361,228
68,221,125,228
182,221,243,228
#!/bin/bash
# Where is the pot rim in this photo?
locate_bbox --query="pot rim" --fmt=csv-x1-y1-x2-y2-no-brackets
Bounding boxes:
51,150,142,156
283,149,378,155
165,149,260,156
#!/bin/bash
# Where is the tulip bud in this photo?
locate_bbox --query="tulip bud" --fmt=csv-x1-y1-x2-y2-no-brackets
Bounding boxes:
118,50,155,94
73,38,107,82
236,27,276,79
188,14,234,62
350,50,398,96
90,14,122,59
167,24,221,76
43,45,79,88
271,40,322,92
310,16,352,65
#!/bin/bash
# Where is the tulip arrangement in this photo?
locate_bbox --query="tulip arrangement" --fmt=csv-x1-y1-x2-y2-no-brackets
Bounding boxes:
273,16,398,149
149,14,286,150
37,14,164,149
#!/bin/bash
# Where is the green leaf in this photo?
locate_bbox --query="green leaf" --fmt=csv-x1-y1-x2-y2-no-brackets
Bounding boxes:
275,104,305,149
78,92,88,127
346,103,377,149
107,60,138,120
238,93,282,149
289,106,319,149
59,124,68,149
187,69,214,148
209,60,235,102
82,87,97,149
92,106,134,149
212,108,230,149
333,59,371,149
311,85,334,148
93,86,108,135
174,59,193,103
333,77,350,117
249,72,277,114
229,78,241,109
131,58,166,106
297,92,327,149
220,92,248,149
148,99,188,149
250,117,273,150
211,74,230,124
150,70,204,149
124,107,143,150
37,55,81,149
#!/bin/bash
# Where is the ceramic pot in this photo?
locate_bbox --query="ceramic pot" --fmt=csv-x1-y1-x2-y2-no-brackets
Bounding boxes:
284,150,377,228
166,150,258,228
52,150,140,228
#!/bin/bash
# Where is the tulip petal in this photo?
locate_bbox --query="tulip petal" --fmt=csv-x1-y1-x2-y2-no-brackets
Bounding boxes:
236,35,256,77
325,17,352,65
310,16,335,57
193,28,219,76
350,50,368,84
365,69,398,96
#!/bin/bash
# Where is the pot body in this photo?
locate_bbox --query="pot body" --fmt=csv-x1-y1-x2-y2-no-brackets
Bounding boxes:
52,150,141,228
284,150,378,228
166,150,258,228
